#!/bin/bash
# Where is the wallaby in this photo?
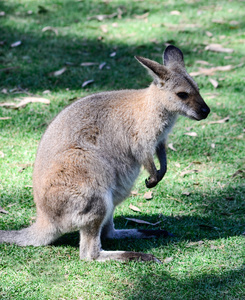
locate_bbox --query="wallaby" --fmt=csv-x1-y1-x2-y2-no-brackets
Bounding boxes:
0,46,210,262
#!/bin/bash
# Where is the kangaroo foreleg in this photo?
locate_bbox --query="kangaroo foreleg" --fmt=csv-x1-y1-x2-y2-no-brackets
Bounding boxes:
144,142,167,188
155,141,167,181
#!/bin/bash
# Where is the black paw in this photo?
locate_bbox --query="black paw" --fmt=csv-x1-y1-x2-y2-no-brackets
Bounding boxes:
145,177,158,188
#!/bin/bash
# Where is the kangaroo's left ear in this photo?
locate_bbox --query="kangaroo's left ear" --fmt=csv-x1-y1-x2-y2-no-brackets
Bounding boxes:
135,56,170,83
163,45,185,68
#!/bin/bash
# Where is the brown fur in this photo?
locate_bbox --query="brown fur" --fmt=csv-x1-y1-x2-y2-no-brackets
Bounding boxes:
0,46,210,262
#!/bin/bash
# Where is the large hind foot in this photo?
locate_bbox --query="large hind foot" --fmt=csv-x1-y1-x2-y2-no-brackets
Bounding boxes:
96,250,162,263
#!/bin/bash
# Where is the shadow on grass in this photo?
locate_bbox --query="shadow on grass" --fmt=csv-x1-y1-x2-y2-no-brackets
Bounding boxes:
0,0,244,95
130,266,245,299
1,181,243,250
1,238,244,299
1,1,244,299
1,0,244,147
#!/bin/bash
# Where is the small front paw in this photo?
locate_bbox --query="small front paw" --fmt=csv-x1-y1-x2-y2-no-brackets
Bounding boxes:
145,177,158,188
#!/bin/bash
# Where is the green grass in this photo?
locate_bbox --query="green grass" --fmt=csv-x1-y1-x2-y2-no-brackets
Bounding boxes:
0,0,244,299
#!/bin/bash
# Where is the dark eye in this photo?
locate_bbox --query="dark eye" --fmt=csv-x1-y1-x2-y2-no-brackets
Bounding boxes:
177,92,189,100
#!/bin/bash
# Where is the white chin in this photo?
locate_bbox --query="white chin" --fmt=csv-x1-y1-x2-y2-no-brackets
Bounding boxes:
181,111,200,120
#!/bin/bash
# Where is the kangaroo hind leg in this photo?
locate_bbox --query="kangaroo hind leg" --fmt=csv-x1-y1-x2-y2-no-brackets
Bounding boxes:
79,193,161,263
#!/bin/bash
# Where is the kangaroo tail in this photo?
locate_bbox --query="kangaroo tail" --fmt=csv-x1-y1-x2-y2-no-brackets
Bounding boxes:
0,220,60,246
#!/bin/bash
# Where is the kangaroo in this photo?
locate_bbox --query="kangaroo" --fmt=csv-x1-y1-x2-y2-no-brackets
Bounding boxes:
0,46,210,262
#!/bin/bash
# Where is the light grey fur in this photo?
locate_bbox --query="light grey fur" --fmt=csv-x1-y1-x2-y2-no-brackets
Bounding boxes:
0,46,210,262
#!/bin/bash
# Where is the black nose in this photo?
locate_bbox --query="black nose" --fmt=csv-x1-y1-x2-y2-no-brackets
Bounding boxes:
201,106,210,115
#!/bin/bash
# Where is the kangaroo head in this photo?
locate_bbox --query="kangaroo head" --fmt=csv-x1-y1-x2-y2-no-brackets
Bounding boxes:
135,45,210,120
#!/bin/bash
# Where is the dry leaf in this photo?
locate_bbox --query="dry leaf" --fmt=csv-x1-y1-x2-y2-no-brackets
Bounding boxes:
99,62,107,70
205,31,213,37
208,116,229,124
143,191,153,200
117,7,123,19
206,94,218,100
205,43,234,53
190,65,233,76
180,169,199,177
232,170,244,178
80,62,98,67
18,163,32,173
180,162,201,175
87,12,117,21
0,151,4,158
129,204,141,212
232,134,243,140
1,88,8,94
0,102,16,108
175,162,181,168
82,79,94,88
43,90,51,94
0,97,50,109
125,217,161,226
131,190,138,196
184,132,198,137
169,196,182,203
182,191,191,196
164,257,173,263
16,97,50,108
100,24,108,33
212,19,225,24
209,78,219,88
187,240,204,247
168,143,177,151
134,12,149,19
110,52,116,57
0,206,8,214
42,26,58,36
195,60,210,65
170,10,181,15
230,20,239,26
11,41,21,47
50,67,67,76
150,38,159,44
0,117,11,120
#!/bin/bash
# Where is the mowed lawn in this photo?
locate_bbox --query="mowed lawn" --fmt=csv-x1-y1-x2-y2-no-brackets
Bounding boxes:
0,0,244,299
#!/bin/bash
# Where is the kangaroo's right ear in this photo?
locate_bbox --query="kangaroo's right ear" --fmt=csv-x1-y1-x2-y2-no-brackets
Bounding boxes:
135,56,170,83
163,45,185,68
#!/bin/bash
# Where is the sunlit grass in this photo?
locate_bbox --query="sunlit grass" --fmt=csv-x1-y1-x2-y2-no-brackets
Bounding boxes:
0,0,245,299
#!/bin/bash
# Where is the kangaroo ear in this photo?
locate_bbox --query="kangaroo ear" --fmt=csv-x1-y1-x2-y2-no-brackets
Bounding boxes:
135,56,169,82
163,45,185,68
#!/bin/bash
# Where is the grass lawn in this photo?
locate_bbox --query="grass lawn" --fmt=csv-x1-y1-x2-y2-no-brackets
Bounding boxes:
0,0,244,299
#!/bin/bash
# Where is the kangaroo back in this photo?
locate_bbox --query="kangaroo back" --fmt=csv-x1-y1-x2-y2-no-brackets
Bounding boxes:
0,46,210,263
